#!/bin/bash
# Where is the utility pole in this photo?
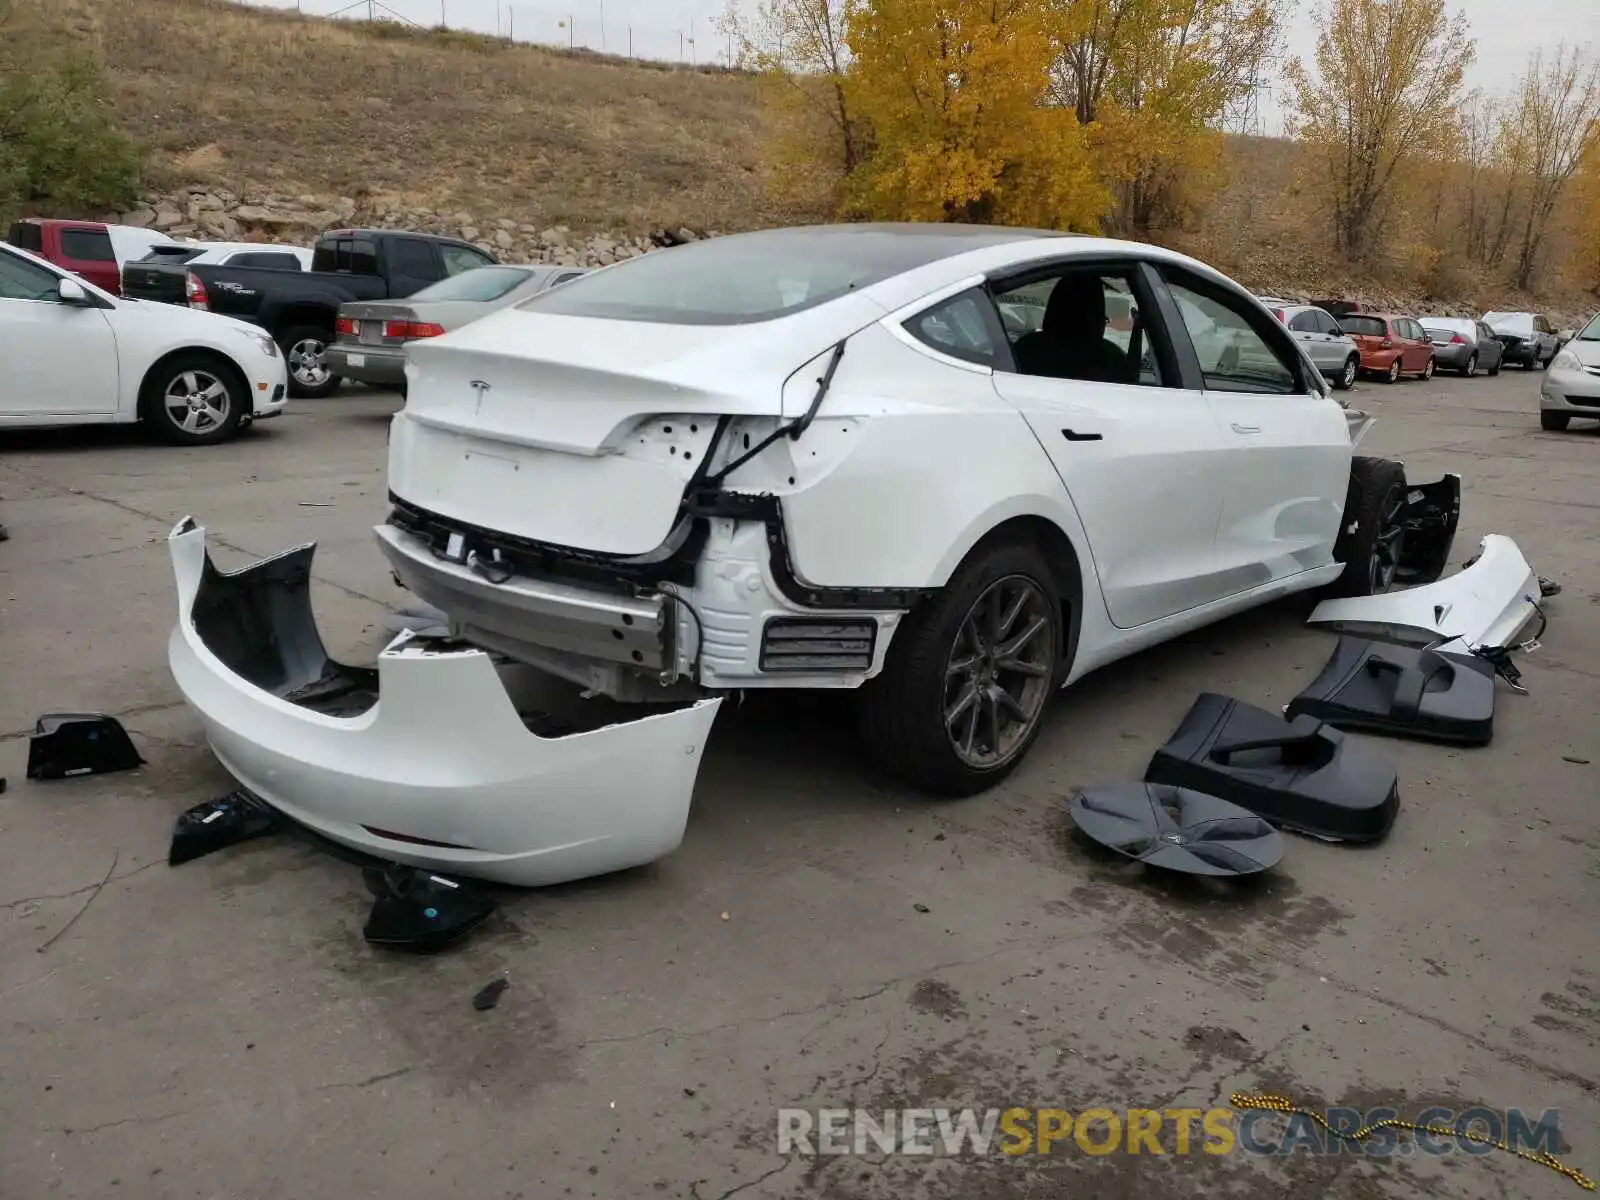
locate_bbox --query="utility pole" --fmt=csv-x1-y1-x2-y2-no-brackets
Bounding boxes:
599,0,605,51
628,24,633,57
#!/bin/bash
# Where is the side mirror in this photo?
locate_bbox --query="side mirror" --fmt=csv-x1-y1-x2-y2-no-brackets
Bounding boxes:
57,277,92,305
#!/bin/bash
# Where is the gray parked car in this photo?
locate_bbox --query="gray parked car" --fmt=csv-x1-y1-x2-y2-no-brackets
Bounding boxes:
1271,303,1361,390
1419,316,1504,377
1482,310,1559,369
328,263,590,392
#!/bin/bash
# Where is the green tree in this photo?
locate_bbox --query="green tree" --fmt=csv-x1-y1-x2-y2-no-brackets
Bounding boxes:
0,1,142,223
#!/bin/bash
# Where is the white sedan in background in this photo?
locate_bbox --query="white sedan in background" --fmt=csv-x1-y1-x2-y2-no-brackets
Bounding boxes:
1541,311,1600,432
0,241,286,444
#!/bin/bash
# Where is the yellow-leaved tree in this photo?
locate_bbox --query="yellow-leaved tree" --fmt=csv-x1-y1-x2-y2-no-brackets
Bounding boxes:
1046,0,1284,237
1284,0,1473,263
1560,135,1600,300
838,0,1109,228
719,0,865,213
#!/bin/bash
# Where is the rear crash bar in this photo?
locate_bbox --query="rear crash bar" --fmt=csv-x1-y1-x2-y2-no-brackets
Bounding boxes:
166,517,721,887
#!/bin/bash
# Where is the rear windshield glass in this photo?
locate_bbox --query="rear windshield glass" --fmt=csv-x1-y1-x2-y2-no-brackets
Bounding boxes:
1340,316,1386,337
136,246,203,264
410,265,535,302
7,222,43,252
1483,311,1531,332
516,227,1042,325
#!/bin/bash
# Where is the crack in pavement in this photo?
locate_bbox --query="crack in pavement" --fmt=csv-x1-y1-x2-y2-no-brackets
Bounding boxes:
691,1154,801,1200
1,859,163,912
1,699,188,743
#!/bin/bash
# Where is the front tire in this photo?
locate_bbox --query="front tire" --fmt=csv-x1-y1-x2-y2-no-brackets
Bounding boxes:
856,539,1063,796
1420,356,1435,380
1541,411,1571,432
139,353,247,446
1325,456,1407,599
280,325,342,399
1334,355,1358,390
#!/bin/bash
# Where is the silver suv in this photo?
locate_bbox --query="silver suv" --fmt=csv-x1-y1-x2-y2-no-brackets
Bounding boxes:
1267,303,1361,390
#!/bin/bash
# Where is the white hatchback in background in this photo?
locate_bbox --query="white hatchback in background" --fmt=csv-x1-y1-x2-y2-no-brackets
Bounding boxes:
1541,311,1600,431
0,241,287,443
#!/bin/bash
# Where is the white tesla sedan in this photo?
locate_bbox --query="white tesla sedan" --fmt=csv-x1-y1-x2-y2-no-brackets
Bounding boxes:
369,225,1461,792
0,241,286,444
166,226,1469,888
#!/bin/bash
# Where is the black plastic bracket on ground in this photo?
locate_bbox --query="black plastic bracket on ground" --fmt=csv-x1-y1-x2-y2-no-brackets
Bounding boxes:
26,714,144,780
169,790,282,866
361,865,496,952
1145,693,1401,843
1286,637,1497,746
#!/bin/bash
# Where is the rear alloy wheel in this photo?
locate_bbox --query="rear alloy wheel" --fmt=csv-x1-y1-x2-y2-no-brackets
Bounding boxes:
1421,356,1435,380
1384,358,1401,384
1462,353,1477,377
280,325,342,399
1325,456,1407,599
857,540,1063,796
140,354,245,446
1335,356,1358,390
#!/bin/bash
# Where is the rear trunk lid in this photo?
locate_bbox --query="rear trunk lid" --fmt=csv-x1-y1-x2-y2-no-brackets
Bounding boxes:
338,300,417,348
388,299,882,554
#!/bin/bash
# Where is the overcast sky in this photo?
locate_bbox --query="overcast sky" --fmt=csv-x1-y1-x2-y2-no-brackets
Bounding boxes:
249,0,1591,131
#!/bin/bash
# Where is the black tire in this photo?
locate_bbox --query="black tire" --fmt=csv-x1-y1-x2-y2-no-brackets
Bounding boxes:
1420,356,1435,380
279,324,342,398
1541,411,1571,432
1460,353,1477,377
138,352,248,446
1324,456,1407,599
1333,355,1358,391
856,538,1065,796
1383,358,1401,383
1487,355,1501,376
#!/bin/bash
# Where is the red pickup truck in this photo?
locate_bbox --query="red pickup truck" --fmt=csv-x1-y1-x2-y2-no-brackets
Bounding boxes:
5,218,182,296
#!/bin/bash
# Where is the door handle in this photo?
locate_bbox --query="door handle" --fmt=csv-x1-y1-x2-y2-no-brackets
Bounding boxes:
1061,428,1103,442
1231,423,1262,434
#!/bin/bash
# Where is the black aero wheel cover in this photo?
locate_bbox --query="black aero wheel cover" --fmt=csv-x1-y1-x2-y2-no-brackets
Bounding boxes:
1069,784,1283,876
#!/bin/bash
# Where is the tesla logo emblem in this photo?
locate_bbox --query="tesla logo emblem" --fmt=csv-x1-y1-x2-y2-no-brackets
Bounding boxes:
469,379,491,413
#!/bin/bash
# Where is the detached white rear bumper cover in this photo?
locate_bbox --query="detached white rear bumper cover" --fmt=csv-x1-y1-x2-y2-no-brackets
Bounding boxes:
166,518,721,887
1308,534,1539,648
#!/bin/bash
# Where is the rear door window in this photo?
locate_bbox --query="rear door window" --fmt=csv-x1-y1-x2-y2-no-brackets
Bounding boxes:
1287,310,1319,333
386,237,439,288
59,228,115,263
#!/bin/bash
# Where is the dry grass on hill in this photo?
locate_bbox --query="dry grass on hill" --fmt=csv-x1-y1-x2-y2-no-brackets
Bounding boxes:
43,0,800,233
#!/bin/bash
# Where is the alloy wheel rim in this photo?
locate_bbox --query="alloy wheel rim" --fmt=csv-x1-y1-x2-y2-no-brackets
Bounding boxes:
943,575,1057,769
1368,486,1406,593
1389,360,1400,382
1343,359,1356,387
163,370,231,435
1424,358,1434,379
1466,355,1476,376
289,338,330,387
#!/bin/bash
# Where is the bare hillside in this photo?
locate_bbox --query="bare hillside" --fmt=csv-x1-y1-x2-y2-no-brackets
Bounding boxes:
43,0,795,234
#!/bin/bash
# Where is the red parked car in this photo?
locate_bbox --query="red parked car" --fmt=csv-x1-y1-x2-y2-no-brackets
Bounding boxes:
1339,313,1436,383
5,218,181,297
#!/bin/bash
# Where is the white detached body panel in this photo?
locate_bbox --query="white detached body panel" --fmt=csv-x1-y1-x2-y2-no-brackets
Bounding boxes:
167,520,721,887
